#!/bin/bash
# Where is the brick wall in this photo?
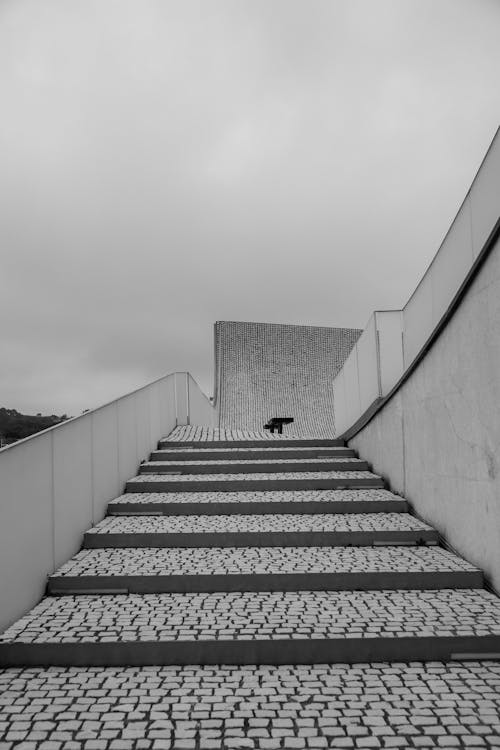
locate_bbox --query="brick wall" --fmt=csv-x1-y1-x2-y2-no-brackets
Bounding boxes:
215,321,361,436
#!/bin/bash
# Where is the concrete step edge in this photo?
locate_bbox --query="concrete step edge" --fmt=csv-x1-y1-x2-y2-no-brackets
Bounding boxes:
158,439,345,449
150,448,357,461
108,499,409,516
125,478,385,493
83,529,439,549
47,570,483,596
2,635,499,667
139,460,369,475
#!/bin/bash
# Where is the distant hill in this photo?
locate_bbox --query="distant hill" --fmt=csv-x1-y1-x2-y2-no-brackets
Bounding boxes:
0,408,70,444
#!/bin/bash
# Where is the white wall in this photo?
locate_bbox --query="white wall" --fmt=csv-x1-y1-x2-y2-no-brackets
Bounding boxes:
332,127,500,436
332,128,500,589
333,310,404,435
350,235,500,591
187,373,217,427
0,371,215,632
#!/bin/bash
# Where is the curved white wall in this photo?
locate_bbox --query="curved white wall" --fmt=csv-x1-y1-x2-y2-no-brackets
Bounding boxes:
333,127,500,591
333,127,500,437
350,233,500,591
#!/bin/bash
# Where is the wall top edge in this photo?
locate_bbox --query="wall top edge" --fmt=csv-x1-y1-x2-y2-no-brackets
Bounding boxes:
333,125,500,436
0,370,196,456
340,214,500,441
404,125,499,310
215,320,363,332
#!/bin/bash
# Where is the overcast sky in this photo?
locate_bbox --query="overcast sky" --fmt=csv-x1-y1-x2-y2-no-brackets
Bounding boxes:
1,0,499,415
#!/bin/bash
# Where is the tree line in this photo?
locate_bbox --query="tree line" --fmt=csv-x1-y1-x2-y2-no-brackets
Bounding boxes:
0,407,70,443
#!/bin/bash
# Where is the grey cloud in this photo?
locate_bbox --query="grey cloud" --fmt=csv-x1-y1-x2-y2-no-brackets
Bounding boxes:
1,0,499,414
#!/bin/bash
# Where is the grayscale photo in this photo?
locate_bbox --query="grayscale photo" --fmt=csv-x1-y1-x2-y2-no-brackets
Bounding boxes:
1,0,500,747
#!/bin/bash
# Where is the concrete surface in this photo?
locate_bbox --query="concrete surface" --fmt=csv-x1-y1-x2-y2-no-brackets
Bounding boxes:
350,235,500,592
0,373,214,633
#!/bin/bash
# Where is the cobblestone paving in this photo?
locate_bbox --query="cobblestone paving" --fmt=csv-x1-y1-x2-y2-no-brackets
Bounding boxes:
86,513,432,535
51,547,477,578
128,471,378,484
4,424,500,748
163,427,315,442
143,459,365,467
2,661,500,748
154,446,352,453
109,489,403,507
3,590,500,644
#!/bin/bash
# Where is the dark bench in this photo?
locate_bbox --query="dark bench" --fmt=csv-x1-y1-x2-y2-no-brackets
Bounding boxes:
263,417,294,435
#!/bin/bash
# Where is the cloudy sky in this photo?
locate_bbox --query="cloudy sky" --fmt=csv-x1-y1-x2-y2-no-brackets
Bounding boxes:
1,0,499,415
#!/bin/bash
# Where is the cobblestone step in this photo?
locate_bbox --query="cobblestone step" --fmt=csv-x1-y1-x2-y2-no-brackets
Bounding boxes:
126,471,385,493
159,428,344,450
2,590,500,666
161,438,345,448
3,662,500,748
108,489,409,515
83,513,439,548
47,546,482,595
4,422,498,683
162,427,345,445
139,458,369,475
151,446,357,461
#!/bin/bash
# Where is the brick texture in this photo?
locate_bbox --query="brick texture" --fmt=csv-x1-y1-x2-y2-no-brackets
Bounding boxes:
214,321,361,436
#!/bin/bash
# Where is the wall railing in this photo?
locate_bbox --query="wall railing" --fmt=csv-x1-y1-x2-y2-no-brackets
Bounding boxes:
0,371,215,631
333,126,500,438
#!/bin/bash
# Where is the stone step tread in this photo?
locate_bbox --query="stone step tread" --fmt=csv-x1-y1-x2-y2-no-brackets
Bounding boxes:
51,546,479,578
126,476,386,496
2,590,500,644
2,662,500,747
128,471,378,484
139,460,369,476
162,427,333,442
159,428,343,449
151,448,357,462
110,488,405,508
152,446,353,453
88,512,433,535
144,458,364,466
140,458,367,474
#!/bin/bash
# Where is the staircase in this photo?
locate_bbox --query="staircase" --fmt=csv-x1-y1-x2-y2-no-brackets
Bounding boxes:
2,426,500,669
